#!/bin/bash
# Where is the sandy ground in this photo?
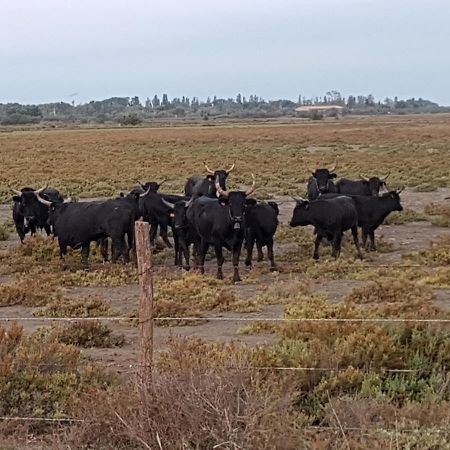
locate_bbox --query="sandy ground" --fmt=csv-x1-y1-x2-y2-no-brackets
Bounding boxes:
1,188,449,372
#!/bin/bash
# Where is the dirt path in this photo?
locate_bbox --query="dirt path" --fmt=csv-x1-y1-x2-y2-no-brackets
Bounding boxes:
1,188,449,371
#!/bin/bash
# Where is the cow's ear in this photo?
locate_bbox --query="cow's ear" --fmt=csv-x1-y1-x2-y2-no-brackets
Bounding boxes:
119,192,124,198
207,175,214,181
169,212,175,218
12,195,21,202
330,173,337,179
219,198,229,206
245,198,257,207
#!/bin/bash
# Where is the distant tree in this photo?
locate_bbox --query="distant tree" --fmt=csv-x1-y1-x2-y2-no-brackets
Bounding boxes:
236,93,242,104
152,95,161,108
162,94,169,106
129,96,141,107
347,96,356,108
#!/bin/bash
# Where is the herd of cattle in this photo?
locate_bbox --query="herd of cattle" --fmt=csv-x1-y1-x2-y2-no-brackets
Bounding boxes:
9,162,404,282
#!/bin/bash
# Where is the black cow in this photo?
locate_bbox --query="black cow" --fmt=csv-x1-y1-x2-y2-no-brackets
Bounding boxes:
336,174,389,197
244,200,279,271
306,163,338,200
188,175,256,282
289,195,362,260
161,198,199,270
321,189,404,251
36,194,136,269
184,162,235,198
11,186,64,242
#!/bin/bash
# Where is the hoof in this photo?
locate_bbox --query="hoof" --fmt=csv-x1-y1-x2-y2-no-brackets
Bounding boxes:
313,254,319,261
270,266,278,272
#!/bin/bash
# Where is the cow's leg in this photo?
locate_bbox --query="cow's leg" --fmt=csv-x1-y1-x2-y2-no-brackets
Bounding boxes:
81,243,90,271
256,242,264,262
44,224,52,236
214,243,225,280
198,241,209,275
232,243,243,283
369,230,376,251
180,237,191,270
245,235,255,267
173,233,181,267
99,239,109,262
361,228,368,250
267,239,277,271
149,223,158,247
16,225,25,243
111,237,124,263
351,226,363,259
313,235,322,260
331,233,343,258
159,224,173,249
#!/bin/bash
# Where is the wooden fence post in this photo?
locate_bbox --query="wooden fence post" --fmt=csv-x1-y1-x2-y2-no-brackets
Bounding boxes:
135,220,153,393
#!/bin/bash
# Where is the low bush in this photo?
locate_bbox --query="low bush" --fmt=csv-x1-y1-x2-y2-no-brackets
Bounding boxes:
34,296,120,318
50,320,125,348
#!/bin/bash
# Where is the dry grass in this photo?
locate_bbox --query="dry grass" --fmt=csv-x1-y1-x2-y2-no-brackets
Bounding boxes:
0,115,449,202
33,296,120,318
48,320,125,348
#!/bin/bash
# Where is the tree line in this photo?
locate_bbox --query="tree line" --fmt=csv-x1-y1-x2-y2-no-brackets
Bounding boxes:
0,91,447,125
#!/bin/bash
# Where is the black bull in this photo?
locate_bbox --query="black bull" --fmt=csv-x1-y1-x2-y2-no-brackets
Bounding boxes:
36,194,139,269
184,162,235,198
12,187,64,242
336,174,389,197
187,175,256,282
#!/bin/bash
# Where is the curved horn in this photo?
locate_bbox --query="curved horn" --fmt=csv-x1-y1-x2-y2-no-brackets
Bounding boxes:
290,195,306,203
328,161,337,172
359,174,369,182
135,180,145,189
34,185,47,195
161,198,175,209
245,173,256,196
396,186,405,194
158,178,168,187
226,162,235,173
203,161,214,174
215,177,229,198
35,192,52,207
139,187,151,198
380,173,390,182
10,187,22,195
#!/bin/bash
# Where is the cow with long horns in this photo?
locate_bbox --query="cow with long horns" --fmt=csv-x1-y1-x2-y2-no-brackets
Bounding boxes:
184,162,235,198
336,174,389,197
11,186,64,242
187,174,256,282
306,162,338,200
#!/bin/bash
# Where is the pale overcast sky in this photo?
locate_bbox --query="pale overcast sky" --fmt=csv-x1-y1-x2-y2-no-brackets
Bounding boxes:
1,0,449,105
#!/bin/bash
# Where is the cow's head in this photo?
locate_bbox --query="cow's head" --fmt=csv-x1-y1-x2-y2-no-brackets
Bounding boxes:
289,196,310,227
161,198,189,230
310,162,337,193
137,179,167,194
11,186,47,228
215,174,255,228
381,188,404,211
204,162,235,194
34,192,71,226
360,174,389,196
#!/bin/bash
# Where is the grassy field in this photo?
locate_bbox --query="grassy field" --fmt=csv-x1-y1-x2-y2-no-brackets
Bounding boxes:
1,114,450,202
0,115,450,448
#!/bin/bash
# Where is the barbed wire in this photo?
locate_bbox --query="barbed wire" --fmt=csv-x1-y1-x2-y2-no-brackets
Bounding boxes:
1,316,450,323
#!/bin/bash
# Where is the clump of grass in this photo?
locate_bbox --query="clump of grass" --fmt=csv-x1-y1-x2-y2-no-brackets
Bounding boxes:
63,265,138,287
0,223,10,241
154,272,259,325
403,235,450,266
383,208,427,225
49,320,125,348
0,322,115,421
34,296,120,318
424,202,450,227
0,275,61,307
